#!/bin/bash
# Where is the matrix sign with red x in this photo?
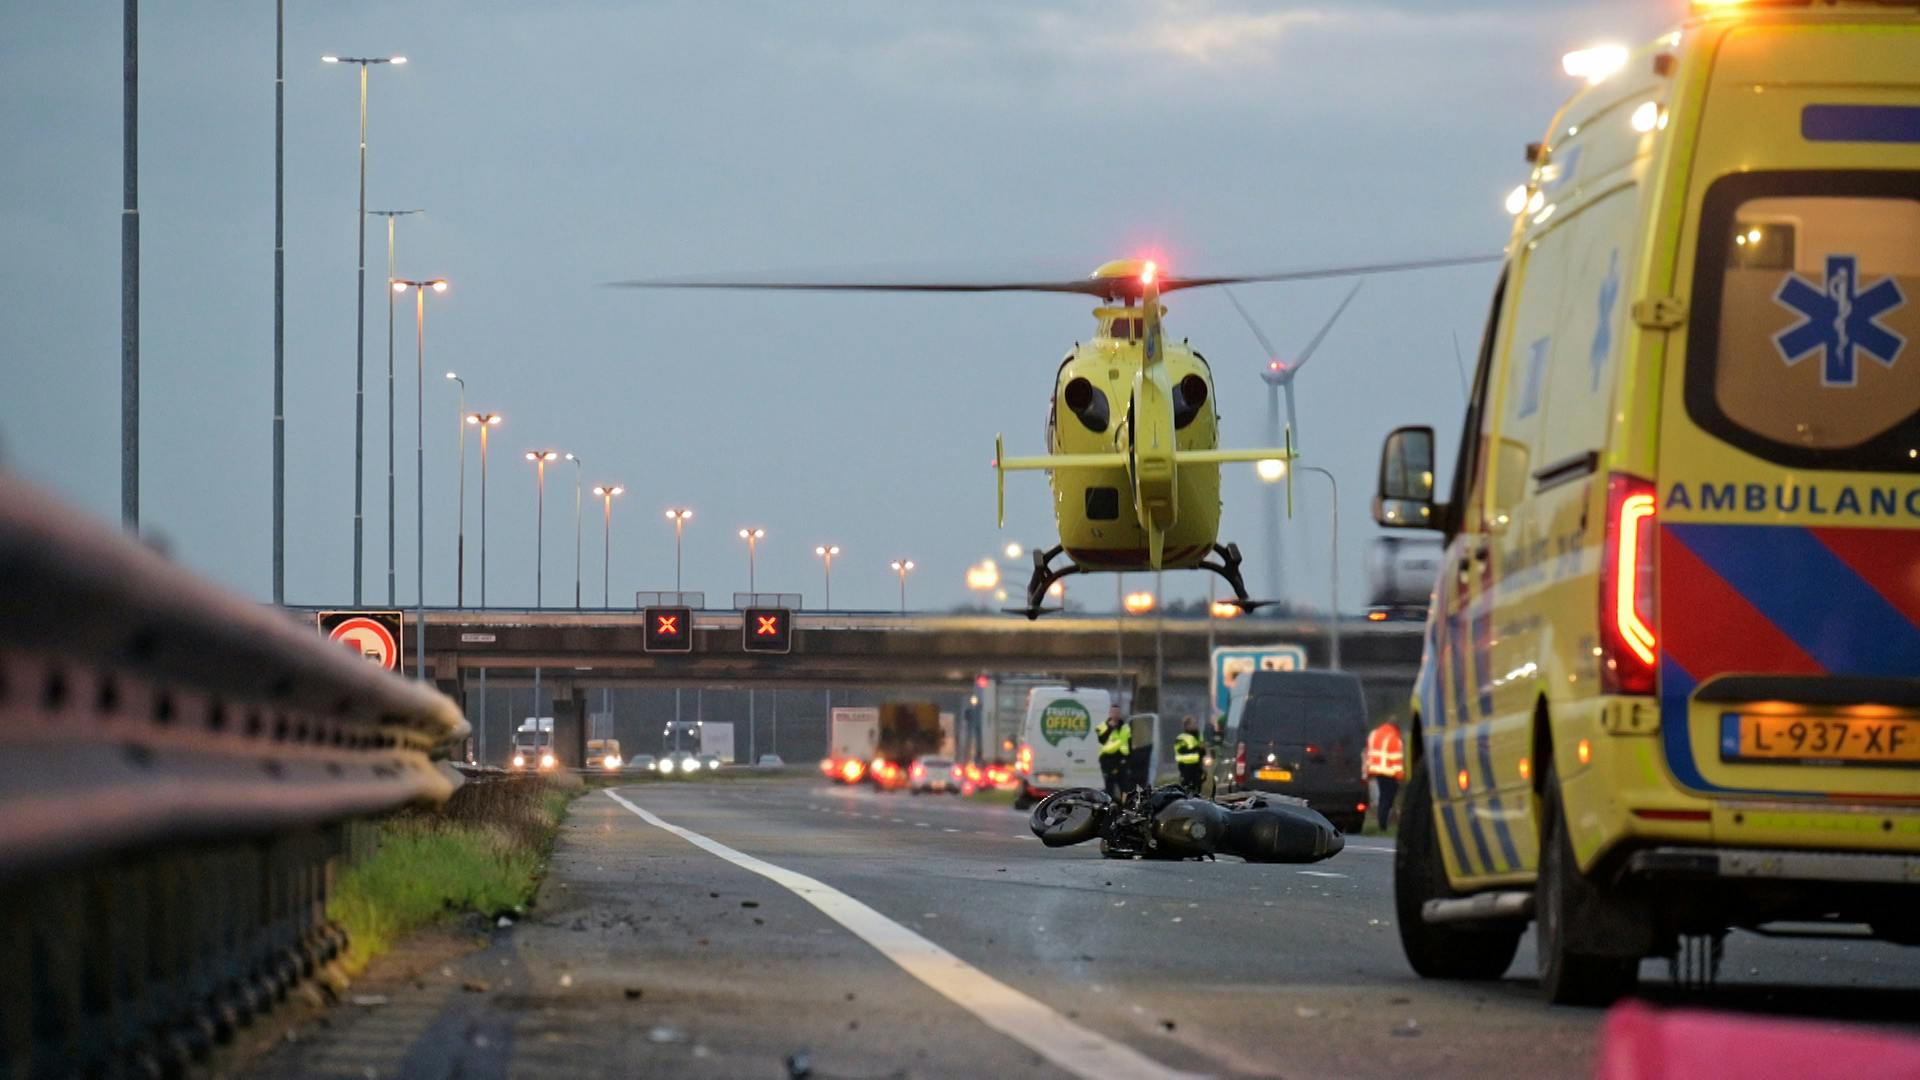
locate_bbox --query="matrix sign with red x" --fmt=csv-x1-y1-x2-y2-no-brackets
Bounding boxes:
741,607,793,654
642,606,694,653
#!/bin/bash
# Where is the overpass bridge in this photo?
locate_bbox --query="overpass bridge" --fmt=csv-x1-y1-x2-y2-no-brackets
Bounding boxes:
298,608,1426,766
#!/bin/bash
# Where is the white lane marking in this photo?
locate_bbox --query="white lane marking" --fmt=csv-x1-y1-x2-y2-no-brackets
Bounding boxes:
605,791,1204,1080
1345,844,1395,855
1296,870,1347,879
914,822,931,828
942,828,961,834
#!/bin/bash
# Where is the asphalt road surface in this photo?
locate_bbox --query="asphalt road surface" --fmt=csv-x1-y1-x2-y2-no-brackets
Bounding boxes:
249,775,1920,1079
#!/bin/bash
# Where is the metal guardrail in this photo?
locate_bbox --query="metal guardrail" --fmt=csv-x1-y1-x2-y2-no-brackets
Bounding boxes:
0,471,468,1078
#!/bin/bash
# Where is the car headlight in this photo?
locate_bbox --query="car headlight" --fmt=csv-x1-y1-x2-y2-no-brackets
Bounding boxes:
605,755,621,770
512,753,526,768
707,760,719,770
540,753,557,770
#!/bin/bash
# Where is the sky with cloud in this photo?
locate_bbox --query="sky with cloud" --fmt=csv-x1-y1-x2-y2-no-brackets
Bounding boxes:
1,0,1677,613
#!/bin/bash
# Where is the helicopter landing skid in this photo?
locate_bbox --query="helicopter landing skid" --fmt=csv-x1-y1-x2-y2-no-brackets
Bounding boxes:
1199,542,1278,613
1016,546,1084,621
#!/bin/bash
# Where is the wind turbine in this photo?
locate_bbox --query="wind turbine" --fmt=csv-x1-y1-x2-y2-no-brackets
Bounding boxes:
1223,280,1363,607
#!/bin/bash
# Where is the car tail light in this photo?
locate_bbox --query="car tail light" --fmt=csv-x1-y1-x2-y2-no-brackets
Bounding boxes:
841,759,864,782
820,758,834,774
950,765,963,779
1233,741,1247,784
911,763,926,779
1016,744,1033,773
1601,472,1658,695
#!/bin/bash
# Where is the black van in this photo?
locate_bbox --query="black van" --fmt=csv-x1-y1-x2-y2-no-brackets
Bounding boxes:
1214,671,1369,833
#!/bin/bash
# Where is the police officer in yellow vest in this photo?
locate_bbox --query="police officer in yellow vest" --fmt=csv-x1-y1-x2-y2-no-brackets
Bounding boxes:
1097,705,1132,797
1173,716,1205,792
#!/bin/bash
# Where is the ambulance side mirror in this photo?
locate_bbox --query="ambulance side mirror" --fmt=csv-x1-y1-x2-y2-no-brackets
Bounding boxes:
1374,425,1442,531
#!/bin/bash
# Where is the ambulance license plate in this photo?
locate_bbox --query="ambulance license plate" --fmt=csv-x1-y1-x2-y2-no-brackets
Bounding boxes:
1722,713,1920,766
1256,768,1293,782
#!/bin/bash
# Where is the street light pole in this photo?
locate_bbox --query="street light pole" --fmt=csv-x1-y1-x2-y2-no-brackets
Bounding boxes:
467,412,501,605
814,545,839,609
593,485,624,608
526,449,560,606
890,559,915,613
392,277,445,679
272,0,282,600
666,507,693,749
122,0,138,532
322,52,404,603
1297,465,1342,670
446,372,466,607
666,509,692,594
374,208,421,606
738,528,765,594
566,453,583,608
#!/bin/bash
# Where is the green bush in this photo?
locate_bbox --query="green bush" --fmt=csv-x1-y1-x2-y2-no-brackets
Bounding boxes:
329,778,572,971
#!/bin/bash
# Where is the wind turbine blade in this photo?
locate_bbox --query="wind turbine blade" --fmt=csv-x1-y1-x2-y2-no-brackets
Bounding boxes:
1222,286,1284,366
1289,280,1364,375
1450,330,1471,402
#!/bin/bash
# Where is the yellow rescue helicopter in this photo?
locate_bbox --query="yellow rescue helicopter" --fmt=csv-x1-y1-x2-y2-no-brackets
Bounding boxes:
613,253,1493,618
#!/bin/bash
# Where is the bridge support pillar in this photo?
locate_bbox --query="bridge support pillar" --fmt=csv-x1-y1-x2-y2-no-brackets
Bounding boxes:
552,686,590,769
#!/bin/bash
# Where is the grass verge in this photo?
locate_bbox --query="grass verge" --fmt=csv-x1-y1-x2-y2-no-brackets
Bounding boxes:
329,778,575,973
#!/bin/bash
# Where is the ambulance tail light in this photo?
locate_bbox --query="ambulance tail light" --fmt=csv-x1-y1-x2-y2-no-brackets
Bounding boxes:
1233,741,1248,785
1600,472,1658,695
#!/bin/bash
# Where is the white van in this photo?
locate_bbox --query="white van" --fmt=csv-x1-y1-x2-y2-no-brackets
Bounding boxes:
1013,687,1110,809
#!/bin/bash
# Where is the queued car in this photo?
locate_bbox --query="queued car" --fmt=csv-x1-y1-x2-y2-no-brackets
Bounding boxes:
587,738,624,772
696,753,723,772
909,756,963,795
659,750,700,776
868,757,910,791
627,754,657,774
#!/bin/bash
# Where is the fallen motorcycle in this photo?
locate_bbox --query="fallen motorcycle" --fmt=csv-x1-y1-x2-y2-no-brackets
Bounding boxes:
1028,785,1345,863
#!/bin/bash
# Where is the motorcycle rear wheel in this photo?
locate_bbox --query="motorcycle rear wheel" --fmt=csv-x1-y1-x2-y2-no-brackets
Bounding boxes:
1029,788,1110,847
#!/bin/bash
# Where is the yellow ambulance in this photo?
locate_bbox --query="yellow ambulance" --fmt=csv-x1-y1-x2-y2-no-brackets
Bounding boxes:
1372,0,1920,1004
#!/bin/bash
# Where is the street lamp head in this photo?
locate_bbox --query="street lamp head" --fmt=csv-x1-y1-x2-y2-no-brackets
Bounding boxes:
1256,458,1288,483
1004,542,1024,560
526,449,558,462
321,55,340,63
739,527,764,540
466,411,501,426
816,545,839,557
444,370,458,380
390,56,408,65
430,279,448,292
391,280,409,293
564,452,578,462
892,559,915,572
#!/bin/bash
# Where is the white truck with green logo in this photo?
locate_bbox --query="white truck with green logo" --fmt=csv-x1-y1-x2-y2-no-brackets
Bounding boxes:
1013,687,1109,809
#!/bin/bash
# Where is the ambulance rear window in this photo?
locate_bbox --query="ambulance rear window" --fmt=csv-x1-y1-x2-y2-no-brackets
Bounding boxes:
1686,171,1920,472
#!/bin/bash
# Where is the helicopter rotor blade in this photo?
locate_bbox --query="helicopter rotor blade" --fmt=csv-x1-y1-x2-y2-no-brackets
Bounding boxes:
604,252,1499,298
1156,252,1498,292
604,278,1113,296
